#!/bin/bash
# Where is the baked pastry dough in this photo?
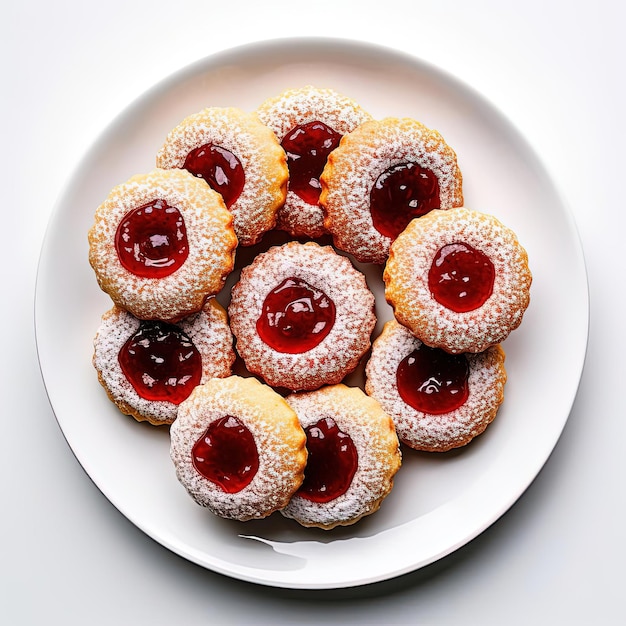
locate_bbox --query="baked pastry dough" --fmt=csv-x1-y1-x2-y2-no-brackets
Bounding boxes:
93,299,235,426
228,241,376,391
281,384,401,529
366,320,506,452
88,168,237,322
384,207,531,354
320,117,463,264
170,376,307,521
256,86,372,238
156,106,288,246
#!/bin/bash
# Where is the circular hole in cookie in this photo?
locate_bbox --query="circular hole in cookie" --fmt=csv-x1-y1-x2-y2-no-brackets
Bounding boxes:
118,320,202,404
256,276,336,354
183,143,245,208
191,415,260,493
115,198,189,278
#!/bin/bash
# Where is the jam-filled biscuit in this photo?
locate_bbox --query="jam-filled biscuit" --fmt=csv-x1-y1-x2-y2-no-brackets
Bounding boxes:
366,320,506,452
384,207,532,354
93,299,235,426
88,168,237,322
256,86,373,238
281,384,401,530
156,106,288,246
320,117,463,264
228,241,376,391
170,376,307,521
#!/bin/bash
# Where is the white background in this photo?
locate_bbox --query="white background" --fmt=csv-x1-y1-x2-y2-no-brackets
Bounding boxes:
2,1,624,623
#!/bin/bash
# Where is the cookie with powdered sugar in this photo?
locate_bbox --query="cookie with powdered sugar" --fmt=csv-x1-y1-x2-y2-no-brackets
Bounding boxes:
228,241,376,391
256,86,373,238
281,384,401,530
88,168,237,322
384,207,532,354
170,376,307,521
366,320,506,452
93,299,235,426
320,117,463,264
156,106,288,246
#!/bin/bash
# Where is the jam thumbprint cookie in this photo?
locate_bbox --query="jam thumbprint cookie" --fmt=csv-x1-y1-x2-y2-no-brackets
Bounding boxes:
228,241,376,391
384,208,532,354
156,106,288,246
93,299,235,426
88,168,237,322
281,385,401,530
320,117,463,264
256,86,373,238
365,320,506,452
170,376,307,521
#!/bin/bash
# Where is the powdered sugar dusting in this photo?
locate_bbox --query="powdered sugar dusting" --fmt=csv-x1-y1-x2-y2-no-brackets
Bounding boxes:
92,299,235,425
281,384,401,529
384,207,532,353
156,107,288,246
228,241,376,391
169,376,307,521
320,117,464,264
257,86,373,238
88,168,237,322
365,320,506,452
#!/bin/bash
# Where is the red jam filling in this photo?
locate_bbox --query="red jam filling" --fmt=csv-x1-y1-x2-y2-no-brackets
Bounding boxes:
297,417,358,503
183,143,245,208
118,321,202,404
115,199,189,279
192,415,259,493
256,277,336,354
397,344,470,414
428,242,495,312
281,121,342,205
370,162,440,240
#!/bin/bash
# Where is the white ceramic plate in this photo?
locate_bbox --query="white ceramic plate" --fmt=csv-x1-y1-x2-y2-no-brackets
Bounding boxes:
35,38,588,589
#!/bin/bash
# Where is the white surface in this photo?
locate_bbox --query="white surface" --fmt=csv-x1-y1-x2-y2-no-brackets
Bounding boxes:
3,0,624,622
34,39,587,589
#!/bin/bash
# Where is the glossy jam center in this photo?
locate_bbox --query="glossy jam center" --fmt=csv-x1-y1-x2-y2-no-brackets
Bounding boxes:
183,143,245,208
397,344,470,415
281,121,342,205
115,199,188,279
256,277,336,354
370,162,440,240
428,242,495,312
297,417,358,503
118,321,202,404
192,415,259,493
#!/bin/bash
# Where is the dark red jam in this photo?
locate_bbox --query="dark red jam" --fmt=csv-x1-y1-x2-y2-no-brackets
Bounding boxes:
370,162,440,240
297,417,358,503
256,277,336,354
428,242,495,312
115,199,188,279
281,121,342,205
192,415,259,493
397,344,470,414
183,143,245,208
118,321,202,404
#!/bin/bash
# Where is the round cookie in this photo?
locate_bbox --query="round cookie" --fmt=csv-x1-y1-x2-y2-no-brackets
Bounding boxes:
228,241,376,391
156,106,288,246
93,299,235,426
384,207,532,354
281,384,401,530
170,376,307,521
88,168,237,322
256,85,373,238
365,320,506,452
320,117,463,264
